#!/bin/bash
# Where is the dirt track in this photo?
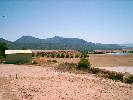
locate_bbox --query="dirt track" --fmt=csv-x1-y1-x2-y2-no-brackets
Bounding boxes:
0,64,133,100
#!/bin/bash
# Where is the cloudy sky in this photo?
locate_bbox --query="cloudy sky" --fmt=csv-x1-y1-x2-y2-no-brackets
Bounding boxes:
0,0,133,44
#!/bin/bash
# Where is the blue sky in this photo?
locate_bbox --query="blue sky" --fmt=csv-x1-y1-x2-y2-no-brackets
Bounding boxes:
0,0,133,44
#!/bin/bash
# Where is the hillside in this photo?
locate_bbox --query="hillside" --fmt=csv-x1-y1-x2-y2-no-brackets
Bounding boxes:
0,36,122,50
120,44,133,48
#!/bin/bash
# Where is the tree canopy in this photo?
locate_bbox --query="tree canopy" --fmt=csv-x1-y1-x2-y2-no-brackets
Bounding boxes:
0,42,8,58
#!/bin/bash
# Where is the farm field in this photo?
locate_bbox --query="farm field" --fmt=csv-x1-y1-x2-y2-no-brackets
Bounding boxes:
0,64,133,100
32,54,133,74
33,54,133,67
33,57,80,64
89,54,133,67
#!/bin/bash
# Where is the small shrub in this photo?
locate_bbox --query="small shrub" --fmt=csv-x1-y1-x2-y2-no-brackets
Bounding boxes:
78,58,91,70
70,55,73,58
114,72,124,81
80,54,83,58
65,54,69,58
61,53,65,58
75,54,79,58
83,54,87,58
124,75,133,84
89,67,100,74
56,54,60,58
51,54,55,58
47,54,50,58
89,68,124,81
108,72,119,80
32,60,38,64
41,53,44,57
47,60,57,63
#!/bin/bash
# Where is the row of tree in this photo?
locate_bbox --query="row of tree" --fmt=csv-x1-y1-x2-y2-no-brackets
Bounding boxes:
33,52,89,58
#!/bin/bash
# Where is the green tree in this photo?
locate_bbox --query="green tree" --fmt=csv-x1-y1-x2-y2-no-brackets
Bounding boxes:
51,54,55,58
60,53,65,58
0,42,8,53
0,53,3,63
65,54,69,58
75,54,79,58
70,55,73,58
47,54,50,58
0,42,8,63
0,42,8,58
41,53,44,57
56,54,60,58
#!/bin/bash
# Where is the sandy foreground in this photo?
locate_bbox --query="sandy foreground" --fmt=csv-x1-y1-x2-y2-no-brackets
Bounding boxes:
0,64,133,100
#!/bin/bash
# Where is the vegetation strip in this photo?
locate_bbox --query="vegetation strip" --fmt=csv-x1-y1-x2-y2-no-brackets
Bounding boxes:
56,57,133,84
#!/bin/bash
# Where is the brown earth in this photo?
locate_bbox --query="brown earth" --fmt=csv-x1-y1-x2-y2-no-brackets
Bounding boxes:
33,57,80,64
33,54,133,67
89,54,133,67
0,64,133,100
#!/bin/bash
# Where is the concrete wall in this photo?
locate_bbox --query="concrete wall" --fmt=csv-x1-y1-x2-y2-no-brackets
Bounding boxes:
6,53,32,64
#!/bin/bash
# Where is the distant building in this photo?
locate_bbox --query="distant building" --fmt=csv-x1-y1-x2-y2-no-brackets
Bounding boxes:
5,50,32,64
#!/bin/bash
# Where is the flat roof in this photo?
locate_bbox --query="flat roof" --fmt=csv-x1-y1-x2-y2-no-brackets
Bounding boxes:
5,50,32,54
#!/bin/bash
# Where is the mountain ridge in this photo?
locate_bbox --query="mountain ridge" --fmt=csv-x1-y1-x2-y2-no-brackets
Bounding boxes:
0,36,123,50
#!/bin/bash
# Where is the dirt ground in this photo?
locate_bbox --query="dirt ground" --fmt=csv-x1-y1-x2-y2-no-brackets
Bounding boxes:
33,57,80,64
0,64,133,100
33,54,133,67
89,54,133,67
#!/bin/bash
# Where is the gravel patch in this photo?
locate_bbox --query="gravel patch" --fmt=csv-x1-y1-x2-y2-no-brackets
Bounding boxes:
0,64,133,100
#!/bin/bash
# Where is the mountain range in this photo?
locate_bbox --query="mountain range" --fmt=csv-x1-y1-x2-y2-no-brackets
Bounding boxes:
119,44,133,48
0,36,123,50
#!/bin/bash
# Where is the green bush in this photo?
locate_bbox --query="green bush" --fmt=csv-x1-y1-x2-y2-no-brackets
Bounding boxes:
89,68,124,81
65,54,69,58
108,71,123,81
47,54,50,58
70,55,73,58
41,53,44,57
124,75,133,84
89,67,100,74
80,54,83,58
75,54,79,58
0,53,4,63
56,54,60,58
51,54,55,58
78,58,91,70
0,42,8,58
83,54,87,58
61,53,65,58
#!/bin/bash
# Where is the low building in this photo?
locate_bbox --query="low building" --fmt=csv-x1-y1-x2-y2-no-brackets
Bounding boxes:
5,50,32,64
